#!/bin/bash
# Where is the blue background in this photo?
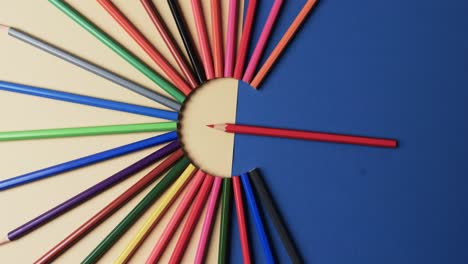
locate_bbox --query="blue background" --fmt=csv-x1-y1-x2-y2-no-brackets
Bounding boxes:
232,0,468,263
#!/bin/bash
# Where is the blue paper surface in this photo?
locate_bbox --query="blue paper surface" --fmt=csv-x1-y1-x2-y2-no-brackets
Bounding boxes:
232,0,468,263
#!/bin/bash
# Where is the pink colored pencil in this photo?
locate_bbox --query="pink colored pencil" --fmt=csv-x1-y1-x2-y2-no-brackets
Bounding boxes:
233,0,257,79
243,0,284,83
224,0,238,77
194,177,222,264
145,171,206,263
211,0,224,78
233,176,252,264
191,0,215,80
168,176,214,264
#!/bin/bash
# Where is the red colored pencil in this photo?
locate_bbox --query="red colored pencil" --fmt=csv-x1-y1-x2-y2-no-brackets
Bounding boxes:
168,175,214,264
140,0,199,88
224,0,238,77
146,171,206,263
232,176,252,264
208,123,398,148
34,150,184,264
97,0,193,94
191,0,215,80
211,0,224,78
233,0,257,79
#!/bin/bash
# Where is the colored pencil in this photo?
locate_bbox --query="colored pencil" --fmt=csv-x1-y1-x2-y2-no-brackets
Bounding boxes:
2,142,180,249
0,24,180,111
0,122,176,142
0,81,178,120
218,178,232,264
48,0,186,102
208,123,398,148
224,0,238,77
240,173,275,264
251,0,319,88
168,175,214,264
243,0,284,83
0,132,177,191
33,149,183,264
191,0,215,80
232,176,252,264
194,177,222,264
167,0,206,84
116,166,200,264
211,0,224,78
140,0,198,89
146,171,207,263
249,169,302,264
97,0,194,93
233,0,257,79
82,157,190,264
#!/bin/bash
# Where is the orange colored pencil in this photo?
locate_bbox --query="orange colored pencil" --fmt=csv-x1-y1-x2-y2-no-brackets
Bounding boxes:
251,0,319,88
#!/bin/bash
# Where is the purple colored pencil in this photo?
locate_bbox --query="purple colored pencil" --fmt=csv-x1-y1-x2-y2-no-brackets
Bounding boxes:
2,141,179,243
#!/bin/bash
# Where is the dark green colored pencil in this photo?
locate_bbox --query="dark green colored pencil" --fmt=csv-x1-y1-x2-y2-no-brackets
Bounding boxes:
218,178,232,264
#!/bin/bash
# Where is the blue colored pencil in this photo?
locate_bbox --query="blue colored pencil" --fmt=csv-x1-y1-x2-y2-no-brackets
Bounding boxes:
240,173,276,264
0,81,178,120
0,131,177,191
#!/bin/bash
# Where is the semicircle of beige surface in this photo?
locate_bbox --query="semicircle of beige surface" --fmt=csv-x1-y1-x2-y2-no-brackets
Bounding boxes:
0,0,242,263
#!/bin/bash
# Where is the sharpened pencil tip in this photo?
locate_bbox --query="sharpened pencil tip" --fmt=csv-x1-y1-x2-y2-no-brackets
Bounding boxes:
0,236,11,246
206,124,226,131
206,124,214,128
0,24,10,33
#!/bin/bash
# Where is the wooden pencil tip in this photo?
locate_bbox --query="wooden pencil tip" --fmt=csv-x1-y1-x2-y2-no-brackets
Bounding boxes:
206,124,226,131
206,124,215,128
0,24,10,33
0,236,11,246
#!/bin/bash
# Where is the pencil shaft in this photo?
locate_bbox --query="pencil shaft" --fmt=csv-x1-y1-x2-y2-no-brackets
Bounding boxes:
49,0,186,103
167,0,206,84
225,124,398,148
0,81,178,120
116,166,197,263
249,169,302,264
97,0,193,94
8,142,180,241
225,0,238,77
218,178,232,264
191,0,215,80
233,0,257,79
7,27,180,111
194,177,222,264
251,0,318,88
82,157,190,264
146,171,206,263
169,176,214,264
243,0,284,83
34,149,183,264
141,0,198,88
0,122,176,142
0,132,177,191
241,173,275,264
211,0,224,78
232,176,252,264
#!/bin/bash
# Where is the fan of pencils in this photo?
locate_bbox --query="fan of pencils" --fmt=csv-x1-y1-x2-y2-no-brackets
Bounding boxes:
0,0,397,263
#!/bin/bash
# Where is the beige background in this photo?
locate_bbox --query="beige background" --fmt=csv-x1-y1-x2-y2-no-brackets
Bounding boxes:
0,0,241,263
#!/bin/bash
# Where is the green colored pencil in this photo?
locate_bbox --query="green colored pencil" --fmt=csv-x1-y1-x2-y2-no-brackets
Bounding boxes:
48,0,186,103
82,157,190,264
218,178,232,264
0,122,177,141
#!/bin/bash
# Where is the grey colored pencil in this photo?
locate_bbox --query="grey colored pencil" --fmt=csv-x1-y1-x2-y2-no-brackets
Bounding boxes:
0,24,181,111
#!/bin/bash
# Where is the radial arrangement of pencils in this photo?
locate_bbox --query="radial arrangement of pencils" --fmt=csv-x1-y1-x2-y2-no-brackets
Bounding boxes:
0,0,398,263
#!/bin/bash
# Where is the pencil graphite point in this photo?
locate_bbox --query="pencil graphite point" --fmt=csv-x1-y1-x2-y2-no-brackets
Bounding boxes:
206,124,226,131
0,236,11,246
206,124,214,128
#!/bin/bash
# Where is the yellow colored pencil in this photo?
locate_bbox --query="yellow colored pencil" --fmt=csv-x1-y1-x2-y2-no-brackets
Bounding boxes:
114,165,197,263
